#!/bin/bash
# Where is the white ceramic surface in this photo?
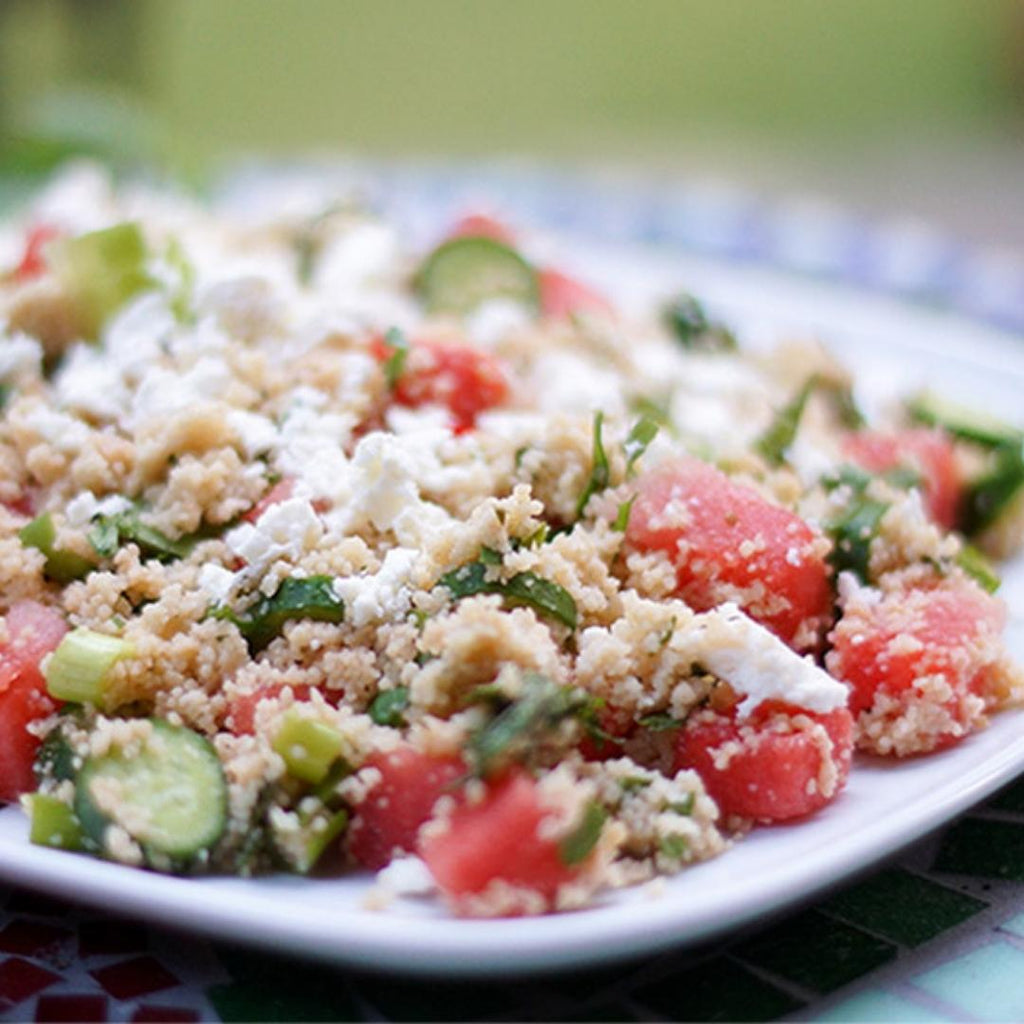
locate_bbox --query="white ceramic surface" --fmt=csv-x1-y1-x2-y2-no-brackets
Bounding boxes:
0,238,1021,975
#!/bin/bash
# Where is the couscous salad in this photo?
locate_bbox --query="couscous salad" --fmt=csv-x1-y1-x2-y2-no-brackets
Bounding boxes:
0,168,1019,917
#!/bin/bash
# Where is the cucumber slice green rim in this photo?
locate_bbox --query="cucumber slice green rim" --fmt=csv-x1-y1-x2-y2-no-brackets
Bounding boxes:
74,719,227,862
908,390,1024,449
416,236,540,316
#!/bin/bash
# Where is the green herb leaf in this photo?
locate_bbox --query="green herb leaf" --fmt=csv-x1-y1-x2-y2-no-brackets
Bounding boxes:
624,416,659,476
630,395,671,427
668,792,696,816
663,293,736,351
218,576,345,653
658,834,689,859
164,237,196,325
821,379,866,430
959,441,1024,536
956,543,1001,593
369,686,410,727
467,672,590,776
619,776,652,793
502,573,578,629
88,507,194,563
826,496,889,582
755,377,816,467
612,495,636,532
637,713,683,732
381,326,409,388
559,802,607,866
575,410,610,518
440,559,578,630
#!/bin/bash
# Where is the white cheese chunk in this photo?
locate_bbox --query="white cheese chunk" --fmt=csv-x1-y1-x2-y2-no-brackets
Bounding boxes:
65,491,133,528
530,351,626,417
464,299,532,347
375,855,437,897
0,333,43,380
685,603,847,716
54,344,131,421
227,409,278,458
332,547,417,627
225,497,323,573
196,563,238,605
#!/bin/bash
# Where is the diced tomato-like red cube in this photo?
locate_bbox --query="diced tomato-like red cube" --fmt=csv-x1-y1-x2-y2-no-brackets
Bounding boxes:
842,428,961,530
826,574,1005,754
673,700,853,822
446,213,516,245
538,268,614,320
419,770,582,913
243,478,296,524
625,456,832,651
225,683,312,736
349,745,465,870
12,224,60,282
372,336,509,434
0,600,68,802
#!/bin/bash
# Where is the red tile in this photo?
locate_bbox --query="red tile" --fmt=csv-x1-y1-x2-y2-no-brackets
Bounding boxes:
0,957,60,1010
35,993,108,1022
90,957,178,1001
0,920,73,957
131,1005,199,1023
78,920,148,958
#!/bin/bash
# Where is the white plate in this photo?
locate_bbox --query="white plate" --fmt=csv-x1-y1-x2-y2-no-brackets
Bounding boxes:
1,238,1022,976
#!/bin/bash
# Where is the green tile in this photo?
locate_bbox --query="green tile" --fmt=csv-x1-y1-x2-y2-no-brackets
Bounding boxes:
354,976,523,1022
632,954,803,1022
988,775,1024,814
821,867,986,946
933,819,1024,881
912,941,1024,1022
208,980,360,1023
734,911,897,994
816,989,955,1022
211,945,360,1022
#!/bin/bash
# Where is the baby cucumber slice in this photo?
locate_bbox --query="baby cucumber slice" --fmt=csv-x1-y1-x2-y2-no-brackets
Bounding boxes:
416,236,539,315
908,390,1023,449
74,719,227,862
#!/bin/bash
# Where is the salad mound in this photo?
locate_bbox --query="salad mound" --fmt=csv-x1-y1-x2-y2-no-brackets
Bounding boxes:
0,167,1020,917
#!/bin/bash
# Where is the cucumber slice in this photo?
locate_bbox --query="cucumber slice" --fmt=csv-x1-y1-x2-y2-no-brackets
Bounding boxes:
416,236,539,316
49,223,155,340
74,719,226,862
908,391,1023,449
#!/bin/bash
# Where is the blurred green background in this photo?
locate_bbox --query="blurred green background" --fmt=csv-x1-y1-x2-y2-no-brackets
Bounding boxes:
1,0,1022,242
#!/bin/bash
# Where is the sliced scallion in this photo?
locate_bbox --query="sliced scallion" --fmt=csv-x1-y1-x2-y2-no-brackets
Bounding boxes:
44,628,133,704
272,711,345,785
